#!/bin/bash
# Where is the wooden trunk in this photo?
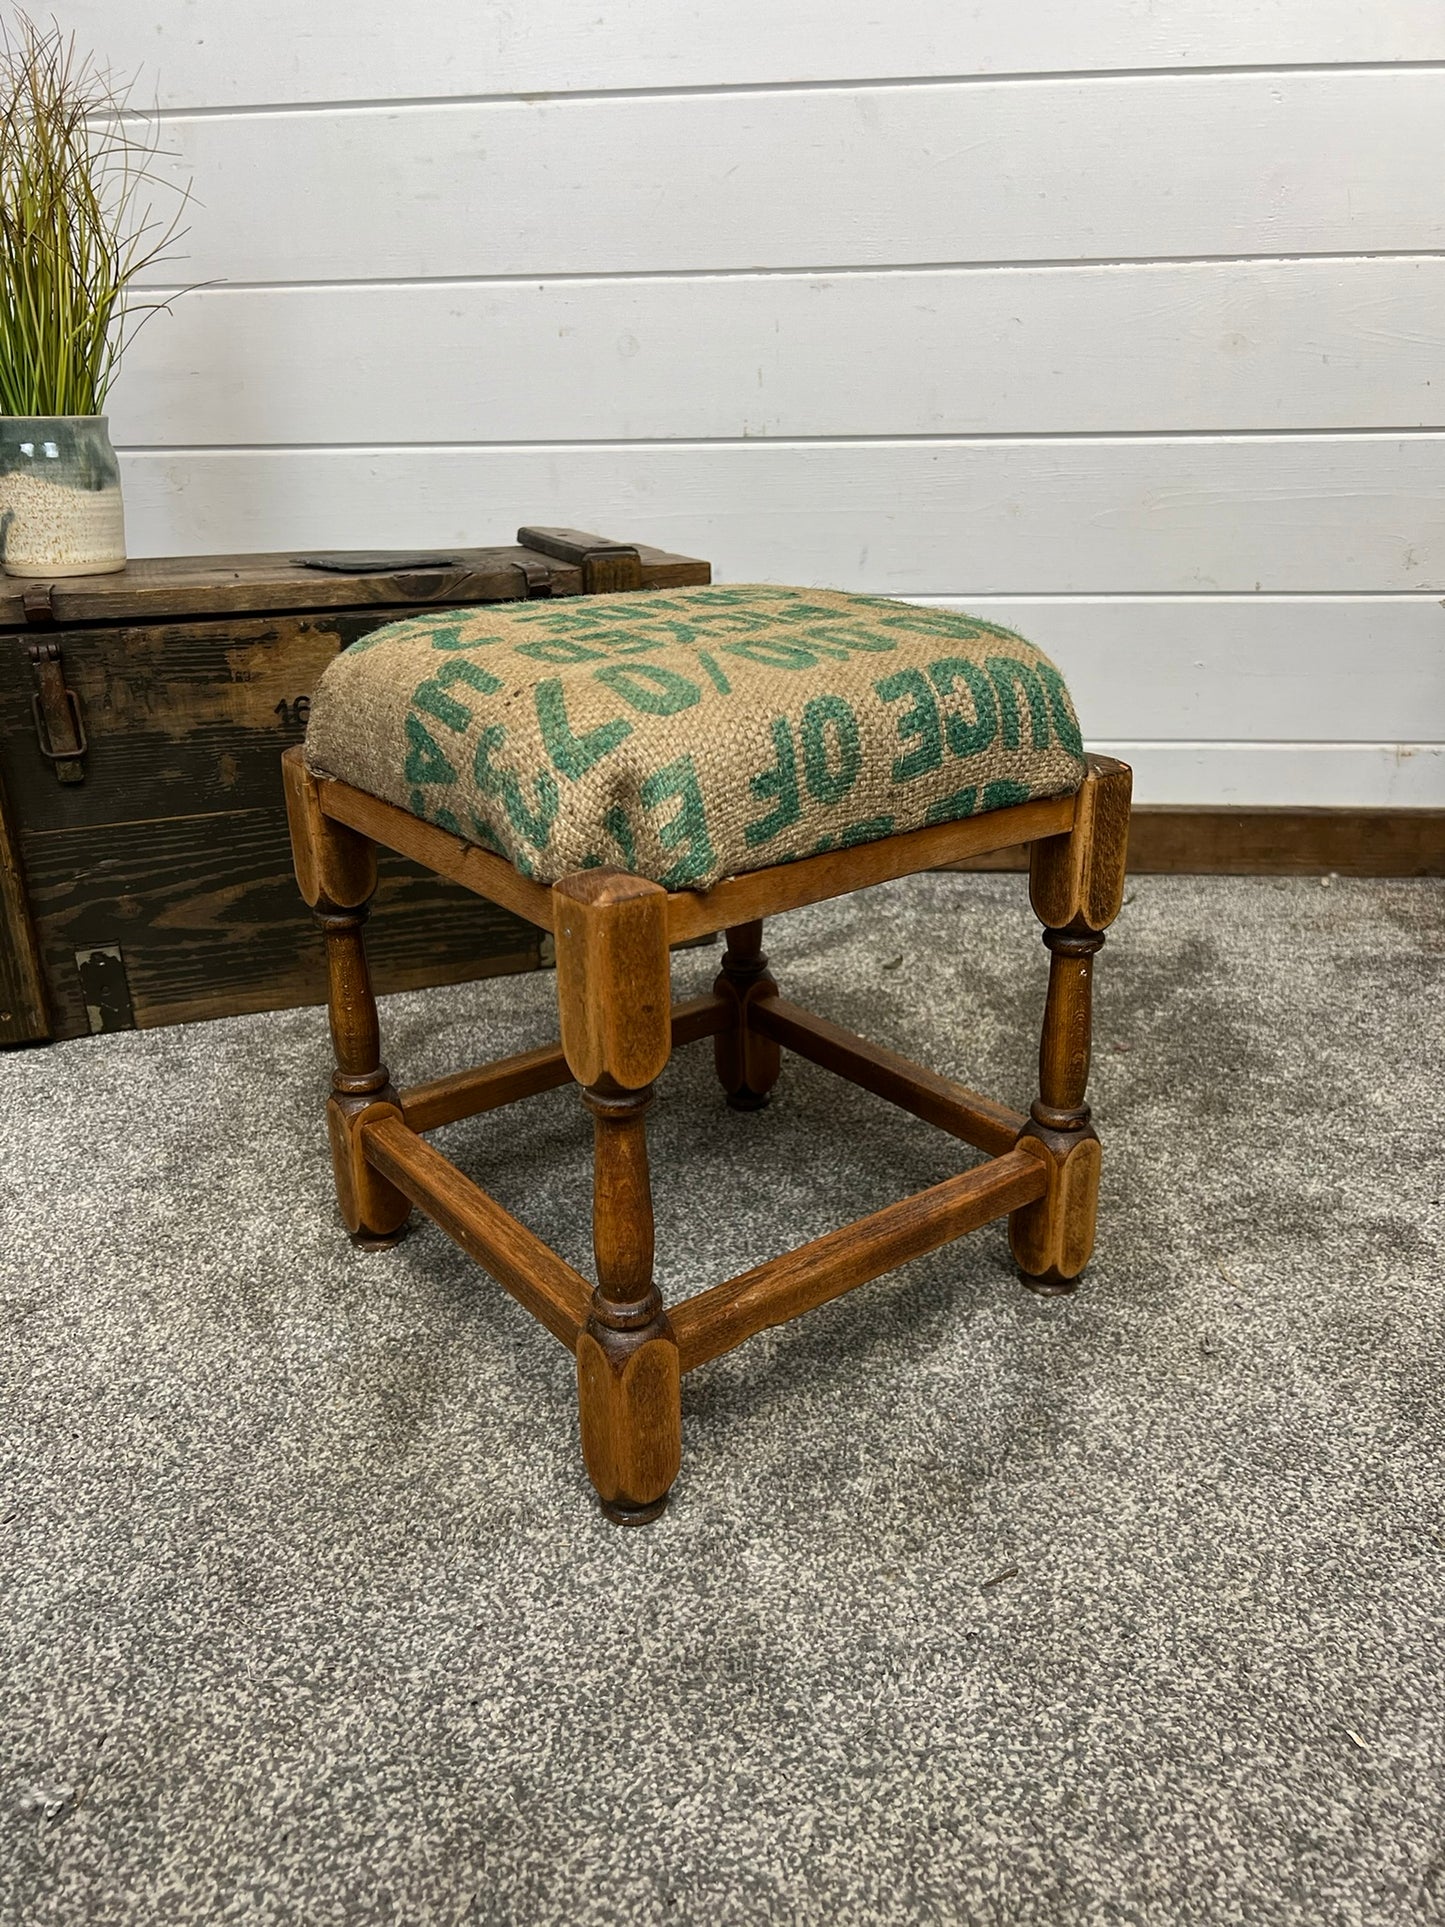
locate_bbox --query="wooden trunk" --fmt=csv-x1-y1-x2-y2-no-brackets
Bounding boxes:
0,529,710,1045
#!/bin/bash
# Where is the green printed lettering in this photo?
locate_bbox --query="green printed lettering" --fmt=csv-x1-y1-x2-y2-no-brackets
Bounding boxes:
638,619,701,647
800,694,862,804
411,657,503,733
928,657,998,759
422,620,474,652
604,803,638,869
1036,661,1083,754
641,755,715,888
875,667,943,782
924,787,978,826
987,656,1051,749
535,677,632,778
812,816,895,855
744,717,802,847
525,622,667,658
792,621,895,656
465,812,507,855
695,651,732,694
474,724,559,849
666,585,795,607
347,613,451,654
723,638,820,671
838,815,894,846
982,780,1031,812
514,636,608,664
403,713,457,788
595,662,702,716
869,604,1034,648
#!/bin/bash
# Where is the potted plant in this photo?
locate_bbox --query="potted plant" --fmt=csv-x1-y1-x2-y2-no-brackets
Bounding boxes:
0,16,189,577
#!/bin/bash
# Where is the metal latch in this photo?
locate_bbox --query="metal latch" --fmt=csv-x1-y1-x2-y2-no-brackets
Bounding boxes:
511,555,554,599
27,639,87,784
516,527,644,595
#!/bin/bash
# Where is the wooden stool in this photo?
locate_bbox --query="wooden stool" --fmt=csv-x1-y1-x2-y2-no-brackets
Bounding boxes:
282,737,1130,1525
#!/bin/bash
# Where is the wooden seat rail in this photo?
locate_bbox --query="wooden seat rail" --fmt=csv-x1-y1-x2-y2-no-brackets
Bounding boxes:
315,771,1078,942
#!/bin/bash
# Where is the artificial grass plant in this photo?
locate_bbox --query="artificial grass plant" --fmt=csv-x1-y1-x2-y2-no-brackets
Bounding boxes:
0,13,189,417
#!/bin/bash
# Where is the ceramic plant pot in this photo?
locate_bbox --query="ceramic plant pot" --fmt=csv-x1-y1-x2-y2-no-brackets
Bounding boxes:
0,414,126,576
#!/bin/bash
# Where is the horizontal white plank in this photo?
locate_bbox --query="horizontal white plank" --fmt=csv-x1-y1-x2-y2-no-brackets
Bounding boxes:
74,2,1445,108
1093,743,1445,807
111,438,1445,593
137,72,1445,284
113,258,1445,446
920,599,1445,743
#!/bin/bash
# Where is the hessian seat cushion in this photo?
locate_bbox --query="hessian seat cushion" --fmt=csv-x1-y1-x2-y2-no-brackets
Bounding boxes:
303,584,1087,890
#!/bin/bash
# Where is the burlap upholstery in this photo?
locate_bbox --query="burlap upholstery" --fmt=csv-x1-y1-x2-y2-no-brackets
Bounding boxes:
303,585,1087,890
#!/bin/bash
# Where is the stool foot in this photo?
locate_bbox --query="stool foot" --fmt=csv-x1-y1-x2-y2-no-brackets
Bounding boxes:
576,1318,682,1526
599,1492,670,1527
1017,1264,1080,1297
1009,921,1106,1286
726,1087,772,1113
1009,1118,1102,1287
350,1222,411,1252
327,1086,412,1246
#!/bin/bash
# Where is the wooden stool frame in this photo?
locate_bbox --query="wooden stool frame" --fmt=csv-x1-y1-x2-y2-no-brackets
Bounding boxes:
282,745,1132,1524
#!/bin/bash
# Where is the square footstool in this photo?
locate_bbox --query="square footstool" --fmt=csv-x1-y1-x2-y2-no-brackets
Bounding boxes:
283,584,1132,1523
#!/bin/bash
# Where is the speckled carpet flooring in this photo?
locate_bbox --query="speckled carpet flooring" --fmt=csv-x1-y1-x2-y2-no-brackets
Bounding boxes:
2,874,1442,1926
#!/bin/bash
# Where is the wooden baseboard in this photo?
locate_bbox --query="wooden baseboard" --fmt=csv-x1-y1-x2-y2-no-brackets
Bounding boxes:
946,808,1445,878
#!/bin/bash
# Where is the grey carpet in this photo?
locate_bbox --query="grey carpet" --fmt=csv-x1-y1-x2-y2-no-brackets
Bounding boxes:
2,873,1442,1927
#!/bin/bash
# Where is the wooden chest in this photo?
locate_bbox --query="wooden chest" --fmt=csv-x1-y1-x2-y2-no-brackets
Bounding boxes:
0,529,711,1046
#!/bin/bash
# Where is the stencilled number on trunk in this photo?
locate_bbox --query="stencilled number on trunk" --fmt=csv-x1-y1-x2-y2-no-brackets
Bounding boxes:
274,696,311,730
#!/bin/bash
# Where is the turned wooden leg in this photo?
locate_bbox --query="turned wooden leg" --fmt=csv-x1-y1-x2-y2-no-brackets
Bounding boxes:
1010,925,1104,1292
318,904,412,1248
1010,755,1132,1293
714,919,781,1111
282,748,410,1249
554,869,682,1525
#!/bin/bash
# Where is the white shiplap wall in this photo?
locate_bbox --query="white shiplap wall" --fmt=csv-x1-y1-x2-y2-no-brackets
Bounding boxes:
74,0,1445,806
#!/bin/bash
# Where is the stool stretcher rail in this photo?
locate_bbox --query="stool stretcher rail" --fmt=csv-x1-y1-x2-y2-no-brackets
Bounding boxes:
398,992,730,1133
750,995,1025,1157
362,1114,592,1349
670,1146,1047,1373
